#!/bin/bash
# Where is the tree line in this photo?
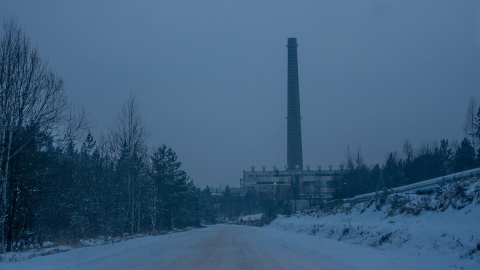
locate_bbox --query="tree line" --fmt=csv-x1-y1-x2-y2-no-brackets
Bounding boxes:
2,17,480,253
0,20,215,253
335,97,480,198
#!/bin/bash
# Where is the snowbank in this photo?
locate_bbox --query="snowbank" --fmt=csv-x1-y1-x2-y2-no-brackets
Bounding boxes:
237,213,263,222
268,177,480,268
0,229,196,263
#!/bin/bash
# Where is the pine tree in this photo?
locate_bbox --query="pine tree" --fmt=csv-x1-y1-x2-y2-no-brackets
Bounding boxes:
437,139,453,175
452,138,476,172
382,152,405,188
151,145,189,230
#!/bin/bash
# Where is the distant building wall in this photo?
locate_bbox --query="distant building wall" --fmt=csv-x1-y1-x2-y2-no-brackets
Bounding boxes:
242,168,341,200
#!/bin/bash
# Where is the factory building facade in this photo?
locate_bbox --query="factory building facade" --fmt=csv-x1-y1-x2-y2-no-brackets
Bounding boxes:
242,166,341,200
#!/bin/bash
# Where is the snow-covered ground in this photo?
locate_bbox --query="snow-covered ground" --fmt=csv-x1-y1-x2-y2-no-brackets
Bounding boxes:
237,213,263,222
268,177,480,269
2,223,478,269
1,178,478,269
0,236,130,263
0,225,359,270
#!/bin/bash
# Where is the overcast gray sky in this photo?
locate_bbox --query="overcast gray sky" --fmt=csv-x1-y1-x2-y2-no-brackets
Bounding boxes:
2,1,480,188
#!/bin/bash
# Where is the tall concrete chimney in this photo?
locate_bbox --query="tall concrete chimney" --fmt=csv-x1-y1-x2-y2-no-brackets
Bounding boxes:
286,37,303,171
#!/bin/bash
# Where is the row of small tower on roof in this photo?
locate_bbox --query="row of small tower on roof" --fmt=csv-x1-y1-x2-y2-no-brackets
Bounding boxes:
250,164,340,172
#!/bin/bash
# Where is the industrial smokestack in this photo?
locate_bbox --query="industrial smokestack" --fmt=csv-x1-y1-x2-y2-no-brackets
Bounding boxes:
286,38,303,171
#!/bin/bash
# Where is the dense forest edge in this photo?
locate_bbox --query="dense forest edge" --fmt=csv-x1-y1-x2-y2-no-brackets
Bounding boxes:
0,19,222,254
1,18,480,254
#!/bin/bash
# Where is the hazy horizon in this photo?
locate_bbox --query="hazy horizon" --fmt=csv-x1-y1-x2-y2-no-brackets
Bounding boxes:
2,1,480,187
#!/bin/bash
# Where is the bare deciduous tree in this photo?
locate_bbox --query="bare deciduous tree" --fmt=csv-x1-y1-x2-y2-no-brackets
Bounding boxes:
0,19,67,253
59,106,92,149
109,94,148,235
463,97,477,149
402,139,414,163
110,95,147,157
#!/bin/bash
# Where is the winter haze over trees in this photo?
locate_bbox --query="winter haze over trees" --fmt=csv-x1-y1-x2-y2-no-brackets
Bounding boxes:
1,0,480,254
2,1,479,190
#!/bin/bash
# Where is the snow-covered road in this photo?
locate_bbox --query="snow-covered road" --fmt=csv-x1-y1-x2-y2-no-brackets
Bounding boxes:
3,225,354,270
3,223,477,269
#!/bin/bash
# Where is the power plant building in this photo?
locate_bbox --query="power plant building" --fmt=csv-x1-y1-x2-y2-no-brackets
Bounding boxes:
241,38,341,200
242,166,339,200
